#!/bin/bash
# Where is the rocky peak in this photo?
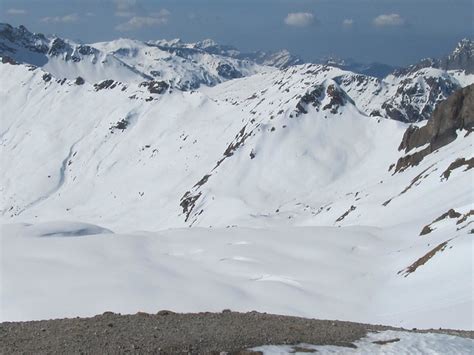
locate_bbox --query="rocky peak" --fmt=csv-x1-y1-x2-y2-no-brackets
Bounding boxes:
394,84,474,172
253,49,304,69
296,80,354,115
442,38,474,74
0,23,49,55
394,39,474,76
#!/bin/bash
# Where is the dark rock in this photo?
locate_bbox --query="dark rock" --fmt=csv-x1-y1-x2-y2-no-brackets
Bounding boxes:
157,310,174,316
394,84,474,173
433,209,462,223
441,157,474,180
420,209,462,236
180,191,202,222
1,55,17,65
383,76,459,123
372,338,400,345
48,38,67,56
323,84,354,114
42,73,52,82
75,76,85,85
94,79,117,91
336,205,356,222
441,38,474,74
76,44,97,56
296,85,324,114
217,63,242,79
419,225,433,236
139,80,169,94
109,117,130,132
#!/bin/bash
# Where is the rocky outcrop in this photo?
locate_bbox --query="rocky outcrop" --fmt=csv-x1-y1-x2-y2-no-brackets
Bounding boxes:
394,39,473,76
296,82,354,115
1,55,17,65
296,85,324,114
382,74,460,123
394,84,474,172
441,38,474,74
94,79,117,91
216,63,242,79
75,76,85,85
139,80,169,94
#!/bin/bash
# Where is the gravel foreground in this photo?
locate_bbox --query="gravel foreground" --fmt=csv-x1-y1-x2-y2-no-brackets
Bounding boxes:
1,311,472,354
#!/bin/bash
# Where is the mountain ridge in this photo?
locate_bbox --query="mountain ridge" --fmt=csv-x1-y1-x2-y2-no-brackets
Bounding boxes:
0,23,473,330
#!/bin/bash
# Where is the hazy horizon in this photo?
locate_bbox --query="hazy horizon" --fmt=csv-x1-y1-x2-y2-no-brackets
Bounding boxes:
1,0,472,66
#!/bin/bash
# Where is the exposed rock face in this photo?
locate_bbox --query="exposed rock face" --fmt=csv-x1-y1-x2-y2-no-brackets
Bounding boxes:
216,63,242,79
394,84,474,172
1,55,17,65
382,74,460,123
296,82,354,115
442,38,474,74
94,79,117,91
75,76,85,85
0,23,49,55
324,84,354,114
139,80,169,94
42,73,52,82
296,85,324,114
394,39,474,76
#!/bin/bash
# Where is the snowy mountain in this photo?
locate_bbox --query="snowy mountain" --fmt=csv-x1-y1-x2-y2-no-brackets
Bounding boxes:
155,38,304,69
0,23,473,330
397,38,474,76
321,57,396,78
0,23,271,89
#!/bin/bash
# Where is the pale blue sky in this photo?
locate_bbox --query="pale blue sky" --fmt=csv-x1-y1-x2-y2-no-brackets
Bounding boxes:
1,0,472,65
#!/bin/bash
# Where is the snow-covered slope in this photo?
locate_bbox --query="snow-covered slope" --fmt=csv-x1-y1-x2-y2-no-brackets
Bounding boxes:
0,59,472,329
0,24,473,330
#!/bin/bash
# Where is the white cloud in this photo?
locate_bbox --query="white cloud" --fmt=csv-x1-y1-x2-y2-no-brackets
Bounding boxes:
373,13,405,27
114,0,137,17
284,12,315,27
151,9,170,18
115,10,170,31
7,8,27,15
41,14,79,24
342,19,354,27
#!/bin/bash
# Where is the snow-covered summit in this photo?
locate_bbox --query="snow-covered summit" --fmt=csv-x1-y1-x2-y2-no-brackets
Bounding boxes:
150,37,303,69
395,38,474,76
0,23,271,89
